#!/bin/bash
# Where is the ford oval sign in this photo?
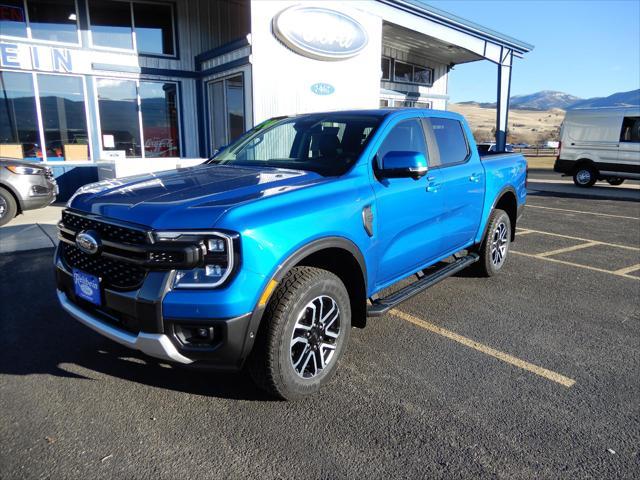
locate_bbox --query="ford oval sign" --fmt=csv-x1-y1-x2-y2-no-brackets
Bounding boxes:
273,6,368,61
76,230,100,255
310,83,335,95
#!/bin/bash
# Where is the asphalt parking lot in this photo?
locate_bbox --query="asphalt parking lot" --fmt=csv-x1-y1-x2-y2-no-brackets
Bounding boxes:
1,185,639,479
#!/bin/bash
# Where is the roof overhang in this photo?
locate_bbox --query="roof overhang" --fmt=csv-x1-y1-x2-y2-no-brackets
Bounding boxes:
362,0,534,65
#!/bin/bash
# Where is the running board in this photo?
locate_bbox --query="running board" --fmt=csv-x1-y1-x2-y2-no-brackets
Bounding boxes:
367,253,479,317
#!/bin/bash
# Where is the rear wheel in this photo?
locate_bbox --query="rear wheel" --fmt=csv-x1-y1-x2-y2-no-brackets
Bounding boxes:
471,209,511,277
606,178,625,186
573,165,597,187
0,188,18,227
248,266,351,400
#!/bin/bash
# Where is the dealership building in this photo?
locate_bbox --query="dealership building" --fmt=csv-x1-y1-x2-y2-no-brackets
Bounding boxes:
0,0,532,198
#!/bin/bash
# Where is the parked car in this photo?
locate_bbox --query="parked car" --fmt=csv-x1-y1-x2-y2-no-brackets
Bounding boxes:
0,158,58,227
54,109,527,400
555,107,640,187
477,142,514,154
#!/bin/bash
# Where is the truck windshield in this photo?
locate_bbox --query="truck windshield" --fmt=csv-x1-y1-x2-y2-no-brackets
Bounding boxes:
209,114,382,176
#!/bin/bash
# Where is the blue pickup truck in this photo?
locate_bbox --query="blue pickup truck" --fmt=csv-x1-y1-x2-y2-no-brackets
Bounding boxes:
55,109,527,399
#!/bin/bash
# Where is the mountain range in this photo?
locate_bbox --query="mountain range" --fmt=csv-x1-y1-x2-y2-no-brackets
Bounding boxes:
457,88,640,111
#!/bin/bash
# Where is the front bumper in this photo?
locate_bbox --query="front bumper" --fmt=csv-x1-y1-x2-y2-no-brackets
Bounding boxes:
57,289,193,364
55,252,259,370
12,173,57,211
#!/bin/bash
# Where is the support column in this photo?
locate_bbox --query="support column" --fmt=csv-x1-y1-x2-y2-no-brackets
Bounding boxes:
495,48,513,152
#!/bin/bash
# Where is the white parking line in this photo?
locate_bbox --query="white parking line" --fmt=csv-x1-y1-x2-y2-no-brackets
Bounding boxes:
537,241,601,258
516,228,640,252
511,251,640,280
526,204,640,221
390,309,576,388
613,264,640,276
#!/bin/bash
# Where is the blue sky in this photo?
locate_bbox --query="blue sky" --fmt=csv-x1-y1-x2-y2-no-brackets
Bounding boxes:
426,0,640,103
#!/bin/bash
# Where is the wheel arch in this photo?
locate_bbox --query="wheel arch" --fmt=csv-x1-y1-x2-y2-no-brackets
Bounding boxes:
273,237,368,329
574,158,598,174
483,187,518,242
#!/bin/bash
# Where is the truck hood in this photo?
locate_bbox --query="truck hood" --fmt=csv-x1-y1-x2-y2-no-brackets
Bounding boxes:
68,164,323,229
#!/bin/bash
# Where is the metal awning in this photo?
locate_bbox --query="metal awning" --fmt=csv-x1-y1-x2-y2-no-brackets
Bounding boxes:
364,0,534,151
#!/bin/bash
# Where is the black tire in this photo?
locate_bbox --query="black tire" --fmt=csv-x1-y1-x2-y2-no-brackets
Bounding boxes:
0,187,18,227
573,164,597,187
470,209,511,277
248,266,351,400
606,178,625,186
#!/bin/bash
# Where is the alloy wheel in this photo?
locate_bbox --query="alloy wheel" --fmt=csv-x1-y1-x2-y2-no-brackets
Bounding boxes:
290,295,341,379
490,221,509,267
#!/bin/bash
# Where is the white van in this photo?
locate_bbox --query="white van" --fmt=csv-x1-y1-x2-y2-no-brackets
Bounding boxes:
555,107,640,187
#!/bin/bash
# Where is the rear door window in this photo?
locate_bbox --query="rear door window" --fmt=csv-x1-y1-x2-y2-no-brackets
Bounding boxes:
620,117,640,142
424,117,470,167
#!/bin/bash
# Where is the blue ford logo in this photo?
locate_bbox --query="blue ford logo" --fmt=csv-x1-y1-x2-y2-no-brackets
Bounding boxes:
273,6,368,61
76,230,100,255
310,83,335,95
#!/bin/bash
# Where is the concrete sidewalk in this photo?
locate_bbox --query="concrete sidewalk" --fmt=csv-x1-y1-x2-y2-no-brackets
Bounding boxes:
0,205,63,254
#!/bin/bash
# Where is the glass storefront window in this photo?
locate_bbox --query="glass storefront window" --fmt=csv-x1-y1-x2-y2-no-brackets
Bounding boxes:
140,81,180,158
96,78,141,157
393,61,413,82
88,0,176,55
27,0,78,43
0,0,27,37
391,60,433,85
208,74,245,152
89,0,134,50
413,66,432,85
37,74,88,161
0,70,41,159
133,2,174,55
226,75,244,143
381,57,391,81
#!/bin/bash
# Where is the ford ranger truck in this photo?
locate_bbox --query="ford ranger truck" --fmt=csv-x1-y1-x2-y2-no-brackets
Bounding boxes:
55,109,527,400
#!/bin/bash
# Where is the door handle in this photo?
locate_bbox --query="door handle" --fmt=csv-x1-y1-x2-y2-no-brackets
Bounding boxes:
469,173,483,183
426,182,441,193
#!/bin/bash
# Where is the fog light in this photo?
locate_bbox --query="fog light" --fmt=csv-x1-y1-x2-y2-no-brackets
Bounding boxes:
174,324,215,347
196,327,210,339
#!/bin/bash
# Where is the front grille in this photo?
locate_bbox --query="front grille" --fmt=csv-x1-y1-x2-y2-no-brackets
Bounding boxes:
59,210,206,290
62,210,148,245
62,243,147,290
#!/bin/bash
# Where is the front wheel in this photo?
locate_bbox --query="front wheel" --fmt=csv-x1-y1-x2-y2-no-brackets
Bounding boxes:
248,266,351,400
0,187,18,227
471,209,511,277
606,178,625,186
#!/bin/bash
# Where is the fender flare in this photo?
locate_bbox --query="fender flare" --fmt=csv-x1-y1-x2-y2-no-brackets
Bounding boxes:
271,236,367,288
238,236,368,363
479,186,519,244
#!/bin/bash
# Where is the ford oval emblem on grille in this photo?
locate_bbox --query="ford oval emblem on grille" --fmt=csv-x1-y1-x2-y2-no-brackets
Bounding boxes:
273,6,368,61
76,230,100,255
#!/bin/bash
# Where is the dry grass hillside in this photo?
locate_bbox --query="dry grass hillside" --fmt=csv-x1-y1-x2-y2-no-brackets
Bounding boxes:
449,103,565,145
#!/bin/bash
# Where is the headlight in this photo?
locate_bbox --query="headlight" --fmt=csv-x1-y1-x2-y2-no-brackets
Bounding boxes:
6,165,43,175
154,231,236,289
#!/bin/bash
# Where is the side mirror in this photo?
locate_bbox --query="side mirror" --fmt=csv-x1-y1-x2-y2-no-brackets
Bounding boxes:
380,151,428,180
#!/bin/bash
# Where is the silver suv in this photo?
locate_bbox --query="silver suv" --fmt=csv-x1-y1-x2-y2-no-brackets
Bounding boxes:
0,158,58,227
